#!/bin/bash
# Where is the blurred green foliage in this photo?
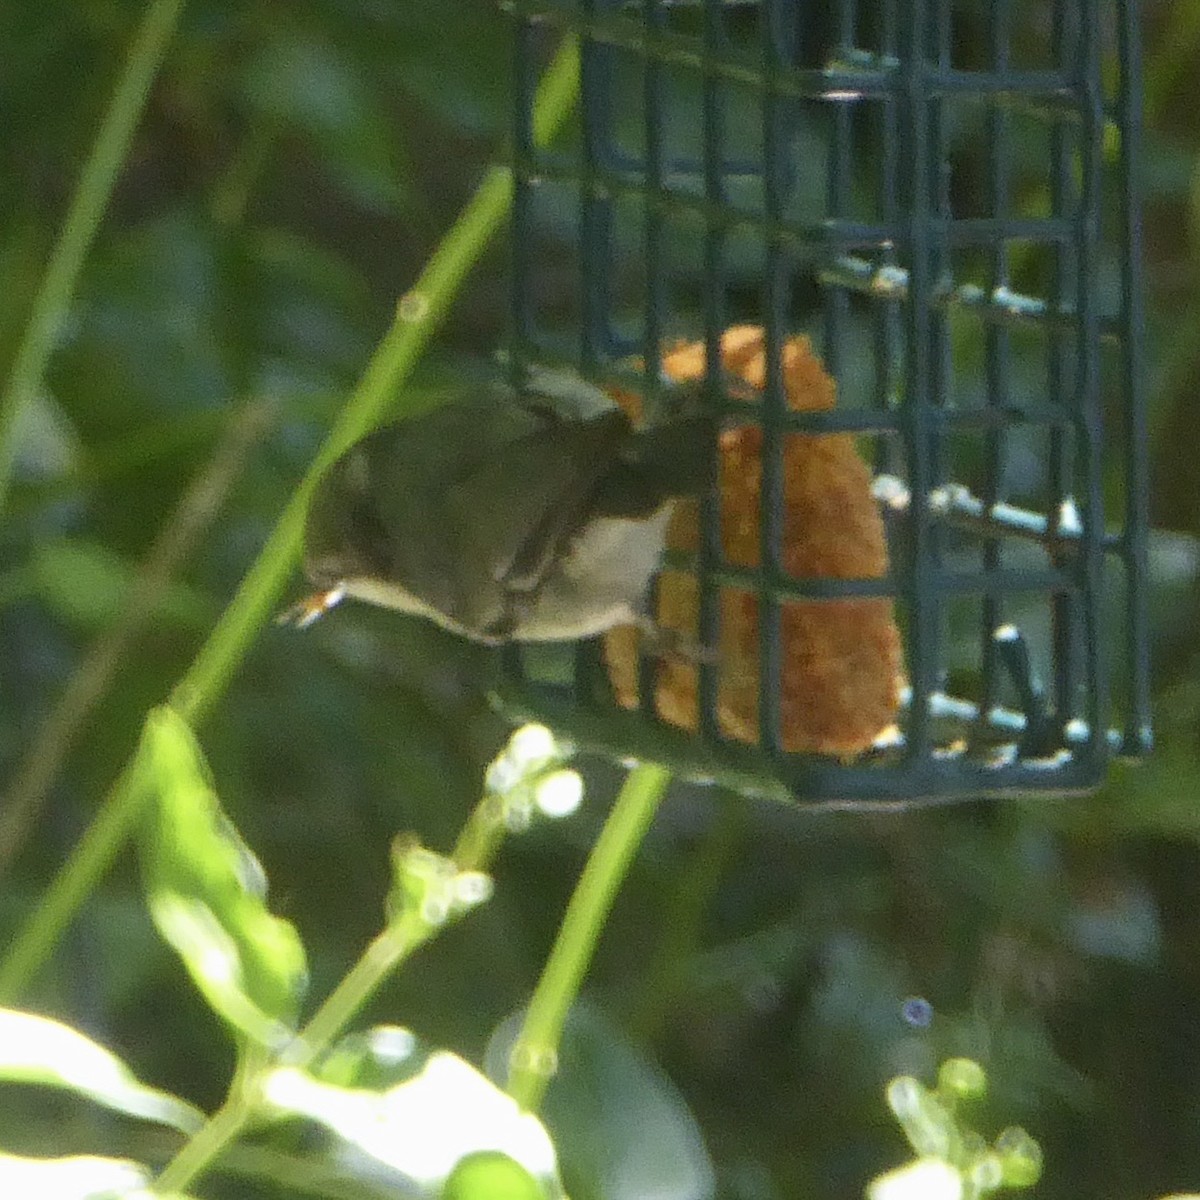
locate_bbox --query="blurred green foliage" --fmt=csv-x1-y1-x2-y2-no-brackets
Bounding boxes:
2,1,1200,1198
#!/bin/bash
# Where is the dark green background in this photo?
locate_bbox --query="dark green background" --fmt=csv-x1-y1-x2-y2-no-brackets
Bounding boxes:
2,2,1199,1197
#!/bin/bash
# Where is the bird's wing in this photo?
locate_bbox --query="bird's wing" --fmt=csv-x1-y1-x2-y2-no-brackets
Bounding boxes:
444,409,631,638
359,402,532,632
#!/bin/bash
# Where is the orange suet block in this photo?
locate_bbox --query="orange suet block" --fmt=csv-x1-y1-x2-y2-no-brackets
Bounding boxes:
603,326,903,757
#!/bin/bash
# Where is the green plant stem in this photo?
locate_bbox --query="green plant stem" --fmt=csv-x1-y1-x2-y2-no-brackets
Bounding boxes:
0,0,186,514
152,1093,253,1195
0,35,582,1004
506,762,673,1113
451,793,510,873
290,912,430,1069
294,790,512,1065
0,754,149,1000
155,759,668,1190
153,770,518,1192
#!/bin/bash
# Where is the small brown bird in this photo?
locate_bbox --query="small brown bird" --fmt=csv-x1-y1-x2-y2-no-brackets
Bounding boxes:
288,372,714,644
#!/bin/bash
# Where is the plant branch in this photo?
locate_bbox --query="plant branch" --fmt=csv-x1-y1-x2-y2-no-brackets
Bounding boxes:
151,744,530,1193
0,0,187,513
292,786,514,1066
0,397,274,876
0,31,581,1001
506,762,673,1113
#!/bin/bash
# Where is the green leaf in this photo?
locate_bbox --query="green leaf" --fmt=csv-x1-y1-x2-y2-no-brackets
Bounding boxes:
442,1151,545,1200
866,1158,964,1200
937,1058,988,1102
994,1128,1043,1188
0,1150,192,1199
140,706,308,1048
0,1008,202,1133
886,1077,956,1162
260,1029,561,1199
31,538,213,630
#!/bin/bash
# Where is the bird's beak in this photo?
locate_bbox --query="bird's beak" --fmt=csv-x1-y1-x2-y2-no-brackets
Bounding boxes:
276,586,347,629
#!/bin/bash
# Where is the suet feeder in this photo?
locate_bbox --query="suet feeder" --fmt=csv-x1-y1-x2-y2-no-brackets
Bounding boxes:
500,0,1150,806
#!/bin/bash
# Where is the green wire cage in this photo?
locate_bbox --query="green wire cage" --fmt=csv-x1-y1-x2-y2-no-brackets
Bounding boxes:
499,0,1150,806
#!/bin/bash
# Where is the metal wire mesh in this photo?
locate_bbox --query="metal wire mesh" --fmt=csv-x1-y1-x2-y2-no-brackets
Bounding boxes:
500,0,1150,806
